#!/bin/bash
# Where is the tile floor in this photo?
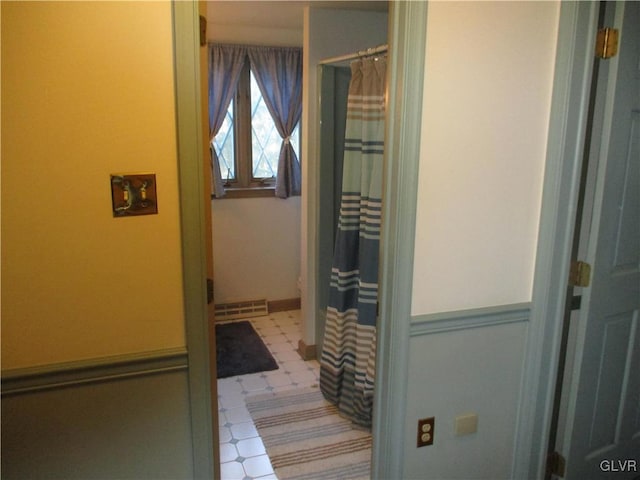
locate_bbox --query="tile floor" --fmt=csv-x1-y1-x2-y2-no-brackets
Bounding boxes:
217,310,321,480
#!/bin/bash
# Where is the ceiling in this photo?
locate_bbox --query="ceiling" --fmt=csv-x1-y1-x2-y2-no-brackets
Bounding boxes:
207,1,388,29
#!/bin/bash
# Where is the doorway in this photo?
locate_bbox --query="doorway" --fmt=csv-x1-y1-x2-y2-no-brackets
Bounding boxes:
205,2,387,478
175,1,429,478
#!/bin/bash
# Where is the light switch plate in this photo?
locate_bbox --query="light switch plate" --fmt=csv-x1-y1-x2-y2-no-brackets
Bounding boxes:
111,173,158,217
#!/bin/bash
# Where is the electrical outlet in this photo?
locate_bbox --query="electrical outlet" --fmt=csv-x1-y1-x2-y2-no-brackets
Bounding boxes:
417,417,435,447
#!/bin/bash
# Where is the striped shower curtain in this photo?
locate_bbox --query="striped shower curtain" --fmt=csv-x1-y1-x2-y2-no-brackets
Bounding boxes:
320,56,386,428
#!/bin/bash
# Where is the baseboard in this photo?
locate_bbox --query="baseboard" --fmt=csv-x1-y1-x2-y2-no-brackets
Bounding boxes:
268,297,301,313
1,347,188,396
297,339,317,361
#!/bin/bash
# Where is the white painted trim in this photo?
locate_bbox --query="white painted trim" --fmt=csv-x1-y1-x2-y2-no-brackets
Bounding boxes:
372,2,427,479
512,3,599,478
172,2,216,479
1,348,188,396
410,303,530,337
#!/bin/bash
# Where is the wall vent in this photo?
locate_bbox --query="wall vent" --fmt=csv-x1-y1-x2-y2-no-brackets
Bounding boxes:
214,299,268,321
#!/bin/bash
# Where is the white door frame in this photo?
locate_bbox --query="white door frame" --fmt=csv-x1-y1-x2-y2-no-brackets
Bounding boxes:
172,2,216,479
173,1,429,477
371,1,428,478
513,2,602,478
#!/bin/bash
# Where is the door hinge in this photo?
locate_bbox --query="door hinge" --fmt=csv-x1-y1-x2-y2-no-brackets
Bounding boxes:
569,260,591,287
199,15,207,46
595,27,619,59
547,451,566,478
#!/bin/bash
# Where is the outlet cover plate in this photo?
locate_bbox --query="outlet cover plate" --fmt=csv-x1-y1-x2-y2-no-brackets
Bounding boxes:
417,417,434,447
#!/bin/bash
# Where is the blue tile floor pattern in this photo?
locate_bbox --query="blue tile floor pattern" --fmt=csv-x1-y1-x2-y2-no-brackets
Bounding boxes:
217,310,321,480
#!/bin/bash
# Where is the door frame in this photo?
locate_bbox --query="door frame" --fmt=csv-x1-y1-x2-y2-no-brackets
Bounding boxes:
512,2,603,478
172,2,216,479
174,0,429,478
372,1,428,478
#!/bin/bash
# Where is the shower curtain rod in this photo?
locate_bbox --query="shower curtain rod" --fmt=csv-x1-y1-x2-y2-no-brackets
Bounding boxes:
318,44,388,65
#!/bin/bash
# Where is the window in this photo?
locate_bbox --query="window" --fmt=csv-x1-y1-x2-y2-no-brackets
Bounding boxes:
212,60,300,192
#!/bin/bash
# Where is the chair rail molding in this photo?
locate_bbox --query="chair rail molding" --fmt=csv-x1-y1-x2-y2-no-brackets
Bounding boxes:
1,348,188,396
410,303,531,338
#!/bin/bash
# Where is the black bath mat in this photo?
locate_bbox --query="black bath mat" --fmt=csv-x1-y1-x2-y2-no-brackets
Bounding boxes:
215,321,279,379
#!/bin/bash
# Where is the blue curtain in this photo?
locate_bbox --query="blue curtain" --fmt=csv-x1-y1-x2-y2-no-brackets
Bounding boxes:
320,56,387,427
248,46,303,198
208,44,247,197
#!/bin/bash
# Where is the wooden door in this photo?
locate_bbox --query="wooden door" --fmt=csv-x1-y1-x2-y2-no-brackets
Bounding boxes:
198,2,220,477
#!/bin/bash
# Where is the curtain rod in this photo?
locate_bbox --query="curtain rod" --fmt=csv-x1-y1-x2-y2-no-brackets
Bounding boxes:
318,44,388,65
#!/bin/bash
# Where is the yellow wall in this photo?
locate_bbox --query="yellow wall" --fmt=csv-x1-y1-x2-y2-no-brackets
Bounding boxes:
1,1,185,369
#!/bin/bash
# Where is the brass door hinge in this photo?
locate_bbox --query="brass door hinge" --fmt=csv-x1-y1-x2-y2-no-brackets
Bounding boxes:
547,451,566,477
569,260,591,287
199,15,207,46
595,27,619,59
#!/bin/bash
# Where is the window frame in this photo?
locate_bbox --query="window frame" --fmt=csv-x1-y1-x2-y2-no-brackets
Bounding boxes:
232,60,275,190
215,57,300,198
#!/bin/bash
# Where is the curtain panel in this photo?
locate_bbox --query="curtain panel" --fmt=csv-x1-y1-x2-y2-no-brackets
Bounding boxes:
208,44,247,197
248,46,303,198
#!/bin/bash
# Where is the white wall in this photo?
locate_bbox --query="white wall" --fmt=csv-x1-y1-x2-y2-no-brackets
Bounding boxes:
404,3,560,478
212,197,301,303
206,7,303,305
412,1,559,315
207,1,302,47
302,7,388,345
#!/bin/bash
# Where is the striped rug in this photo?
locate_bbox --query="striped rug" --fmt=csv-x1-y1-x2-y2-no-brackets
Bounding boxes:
245,386,372,479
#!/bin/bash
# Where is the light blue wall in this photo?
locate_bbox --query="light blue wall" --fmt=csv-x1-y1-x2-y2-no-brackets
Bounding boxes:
404,306,529,479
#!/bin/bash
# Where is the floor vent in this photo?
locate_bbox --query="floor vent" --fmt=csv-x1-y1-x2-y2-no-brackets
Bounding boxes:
214,299,268,321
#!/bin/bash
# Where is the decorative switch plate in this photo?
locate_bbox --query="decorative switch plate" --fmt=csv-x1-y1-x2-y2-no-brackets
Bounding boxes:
110,173,158,217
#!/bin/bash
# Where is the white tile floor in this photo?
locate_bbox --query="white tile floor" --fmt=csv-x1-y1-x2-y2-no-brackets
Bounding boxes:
217,310,321,480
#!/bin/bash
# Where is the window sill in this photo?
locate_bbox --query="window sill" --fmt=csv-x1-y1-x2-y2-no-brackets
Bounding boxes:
212,186,275,199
